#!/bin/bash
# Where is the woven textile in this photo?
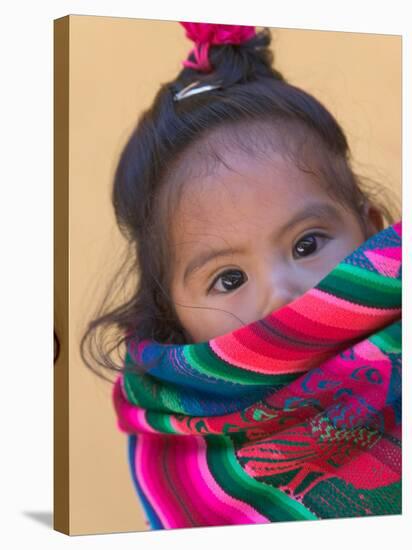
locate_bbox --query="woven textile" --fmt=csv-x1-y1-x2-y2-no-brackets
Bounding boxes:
113,221,402,529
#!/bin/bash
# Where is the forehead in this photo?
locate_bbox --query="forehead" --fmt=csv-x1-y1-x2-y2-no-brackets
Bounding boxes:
164,117,319,199
169,130,326,243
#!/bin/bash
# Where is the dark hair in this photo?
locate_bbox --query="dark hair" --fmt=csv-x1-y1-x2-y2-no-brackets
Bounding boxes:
80,26,398,383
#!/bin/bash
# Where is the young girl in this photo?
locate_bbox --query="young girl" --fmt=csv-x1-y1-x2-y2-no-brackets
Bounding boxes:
81,22,401,530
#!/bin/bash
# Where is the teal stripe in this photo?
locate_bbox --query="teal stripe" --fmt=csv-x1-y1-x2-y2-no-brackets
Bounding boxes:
370,334,401,354
185,343,300,385
335,262,400,289
145,410,175,433
206,435,317,521
318,263,401,308
124,371,184,413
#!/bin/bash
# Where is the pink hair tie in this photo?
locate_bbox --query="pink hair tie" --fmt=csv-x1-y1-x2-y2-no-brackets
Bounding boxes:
179,22,257,73
183,41,212,73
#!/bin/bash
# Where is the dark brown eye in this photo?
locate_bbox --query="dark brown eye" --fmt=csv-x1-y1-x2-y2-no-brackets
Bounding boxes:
293,233,331,259
210,269,247,293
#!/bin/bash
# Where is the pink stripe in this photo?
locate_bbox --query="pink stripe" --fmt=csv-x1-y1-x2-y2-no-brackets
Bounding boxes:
134,435,173,528
193,436,270,523
133,409,158,433
355,339,391,362
289,289,400,330
134,435,190,528
209,287,398,372
113,378,159,434
210,337,317,373
364,250,401,277
135,433,270,527
173,436,230,525
392,221,401,237
268,307,360,340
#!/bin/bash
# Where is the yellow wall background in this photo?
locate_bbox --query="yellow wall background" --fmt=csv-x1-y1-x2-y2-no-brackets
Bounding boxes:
59,15,401,535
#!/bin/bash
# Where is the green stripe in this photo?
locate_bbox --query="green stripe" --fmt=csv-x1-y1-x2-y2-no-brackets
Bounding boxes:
124,370,184,414
318,263,401,308
370,321,402,353
335,262,400,289
123,372,159,408
145,410,175,433
185,343,300,385
265,438,311,447
384,319,402,341
206,435,317,521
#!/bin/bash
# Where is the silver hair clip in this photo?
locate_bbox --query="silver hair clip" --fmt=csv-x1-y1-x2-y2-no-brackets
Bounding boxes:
173,80,222,102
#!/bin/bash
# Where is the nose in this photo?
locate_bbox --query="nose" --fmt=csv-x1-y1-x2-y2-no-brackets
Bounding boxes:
260,270,302,317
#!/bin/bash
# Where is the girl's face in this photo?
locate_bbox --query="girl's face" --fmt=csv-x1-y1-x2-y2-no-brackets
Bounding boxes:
169,148,378,344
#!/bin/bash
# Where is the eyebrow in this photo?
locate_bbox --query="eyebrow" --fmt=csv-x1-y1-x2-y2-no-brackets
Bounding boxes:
182,201,342,284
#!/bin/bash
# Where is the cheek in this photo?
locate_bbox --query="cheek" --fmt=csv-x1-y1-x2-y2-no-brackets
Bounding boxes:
341,225,366,255
177,307,234,343
298,231,364,291
173,291,253,343
321,230,364,272
169,283,214,342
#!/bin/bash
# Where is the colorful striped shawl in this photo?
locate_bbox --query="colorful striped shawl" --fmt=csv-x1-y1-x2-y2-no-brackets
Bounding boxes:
113,221,402,530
